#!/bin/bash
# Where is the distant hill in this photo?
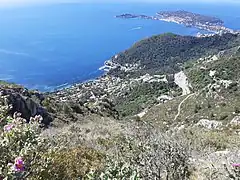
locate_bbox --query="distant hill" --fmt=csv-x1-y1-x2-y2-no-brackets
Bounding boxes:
109,33,240,78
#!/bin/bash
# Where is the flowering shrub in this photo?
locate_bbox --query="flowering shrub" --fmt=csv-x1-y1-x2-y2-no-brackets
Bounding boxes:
0,109,139,179
13,157,25,172
0,104,11,129
224,163,240,179
232,164,240,178
0,112,53,179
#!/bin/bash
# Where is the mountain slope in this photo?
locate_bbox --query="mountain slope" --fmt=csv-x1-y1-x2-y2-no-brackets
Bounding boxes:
143,54,240,130
0,32,240,179
109,33,240,78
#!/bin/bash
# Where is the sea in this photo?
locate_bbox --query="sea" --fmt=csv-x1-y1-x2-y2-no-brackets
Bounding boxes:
0,2,240,91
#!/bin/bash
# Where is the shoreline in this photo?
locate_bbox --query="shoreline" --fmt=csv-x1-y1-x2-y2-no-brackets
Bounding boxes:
116,11,240,36
5,19,240,93
50,31,240,93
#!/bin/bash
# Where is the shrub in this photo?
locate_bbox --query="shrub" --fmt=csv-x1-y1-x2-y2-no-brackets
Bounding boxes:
182,128,240,151
49,146,104,179
86,158,140,180
0,109,140,179
98,123,192,180
0,113,53,179
225,164,240,179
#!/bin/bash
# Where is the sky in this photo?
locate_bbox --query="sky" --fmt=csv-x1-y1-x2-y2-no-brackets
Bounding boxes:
0,0,239,6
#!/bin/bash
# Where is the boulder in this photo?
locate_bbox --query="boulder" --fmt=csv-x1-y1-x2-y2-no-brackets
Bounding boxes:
196,119,222,129
230,116,240,126
0,86,52,125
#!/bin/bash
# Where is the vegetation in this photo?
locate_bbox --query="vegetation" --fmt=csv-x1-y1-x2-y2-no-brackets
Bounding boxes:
1,33,240,179
0,80,22,88
0,110,53,179
186,56,240,90
115,80,179,116
0,106,140,179
110,33,240,77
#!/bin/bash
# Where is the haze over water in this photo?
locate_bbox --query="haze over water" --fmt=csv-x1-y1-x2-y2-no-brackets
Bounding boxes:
0,2,240,91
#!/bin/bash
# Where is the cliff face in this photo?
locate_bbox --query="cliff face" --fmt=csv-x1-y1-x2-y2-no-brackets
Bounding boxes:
0,84,119,127
0,84,52,125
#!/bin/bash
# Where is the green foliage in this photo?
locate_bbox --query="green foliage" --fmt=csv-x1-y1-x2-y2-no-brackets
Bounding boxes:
186,68,214,89
86,159,140,180
0,110,141,179
110,33,240,77
116,81,176,116
96,124,192,180
214,56,240,81
0,113,53,179
187,56,240,90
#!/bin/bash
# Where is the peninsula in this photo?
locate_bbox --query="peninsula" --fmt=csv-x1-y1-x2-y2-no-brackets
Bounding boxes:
116,10,236,34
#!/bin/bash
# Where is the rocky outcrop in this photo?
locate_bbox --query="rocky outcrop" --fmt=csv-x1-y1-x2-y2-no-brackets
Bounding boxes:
0,85,52,125
230,116,240,126
174,71,192,96
196,119,223,130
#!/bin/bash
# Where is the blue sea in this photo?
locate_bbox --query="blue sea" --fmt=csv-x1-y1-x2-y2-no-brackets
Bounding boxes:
0,2,240,91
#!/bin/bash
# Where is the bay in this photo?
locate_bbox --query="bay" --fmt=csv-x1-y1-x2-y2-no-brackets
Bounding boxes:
0,2,239,91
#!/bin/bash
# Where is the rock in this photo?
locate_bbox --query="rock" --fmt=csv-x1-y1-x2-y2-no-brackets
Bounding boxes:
157,95,173,103
209,70,216,77
219,80,233,88
174,71,192,96
0,86,52,125
211,55,219,61
137,109,148,118
230,116,240,126
196,119,222,129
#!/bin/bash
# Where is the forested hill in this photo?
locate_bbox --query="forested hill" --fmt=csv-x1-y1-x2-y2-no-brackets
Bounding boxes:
109,33,240,77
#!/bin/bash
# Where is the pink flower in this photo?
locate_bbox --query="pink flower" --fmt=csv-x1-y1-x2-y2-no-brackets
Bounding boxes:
14,157,24,172
3,124,14,132
232,163,240,167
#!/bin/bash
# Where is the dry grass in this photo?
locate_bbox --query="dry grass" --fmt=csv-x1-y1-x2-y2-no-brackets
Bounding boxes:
41,112,240,179
48,146,104,179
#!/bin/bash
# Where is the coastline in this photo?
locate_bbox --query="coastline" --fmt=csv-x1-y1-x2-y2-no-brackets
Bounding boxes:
17,11,240,93
44,32,240,119
53,31,240,93
116,11,240,37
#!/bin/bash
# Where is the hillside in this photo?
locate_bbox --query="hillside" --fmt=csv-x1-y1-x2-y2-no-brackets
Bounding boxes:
108,33,240,78
0,33,240,179
99,33,240,116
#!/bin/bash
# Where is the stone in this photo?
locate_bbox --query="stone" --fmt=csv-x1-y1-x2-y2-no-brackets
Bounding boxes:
0,86,53,125
230,116,240,126
196,119,222,129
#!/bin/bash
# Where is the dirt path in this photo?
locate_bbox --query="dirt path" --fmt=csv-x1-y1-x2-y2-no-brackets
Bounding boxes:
174,93,195,121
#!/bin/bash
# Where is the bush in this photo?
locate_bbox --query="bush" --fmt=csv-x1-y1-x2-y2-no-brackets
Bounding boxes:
182,128,240,151
86,158,140,180
0,113,53,179
49,146,104,179
98,123,192,180
0,109,142,179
